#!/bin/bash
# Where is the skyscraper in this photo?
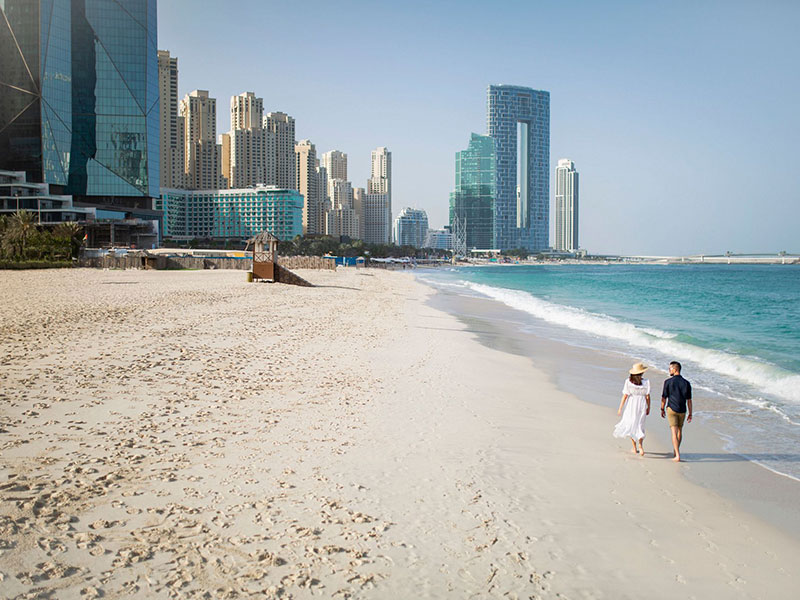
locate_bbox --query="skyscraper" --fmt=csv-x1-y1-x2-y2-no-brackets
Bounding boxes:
321,150,347,182
352,186,366,240
158,50,184,189
181,90,221,190
296,139,321,235
554,158,579,252
365,147,392,244
229,92,272,188
368,147,391,199
0,0,160,208
450,133,496,250
487,84,550,251
264,112,296,189
314,162,329,235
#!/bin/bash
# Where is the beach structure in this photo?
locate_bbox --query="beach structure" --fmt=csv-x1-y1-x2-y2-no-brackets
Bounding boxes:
246,231,313,286
249,231,278,282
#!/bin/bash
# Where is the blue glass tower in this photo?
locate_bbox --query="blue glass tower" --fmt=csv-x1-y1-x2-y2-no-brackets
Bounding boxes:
0,0,159,209
487,85,550,251
450,133,496,250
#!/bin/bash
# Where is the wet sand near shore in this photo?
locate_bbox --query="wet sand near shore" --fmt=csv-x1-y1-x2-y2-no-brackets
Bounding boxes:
427,288,800,541
1,268,798,599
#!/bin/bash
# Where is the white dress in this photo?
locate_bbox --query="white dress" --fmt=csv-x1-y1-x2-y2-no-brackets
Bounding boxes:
613,379,650,440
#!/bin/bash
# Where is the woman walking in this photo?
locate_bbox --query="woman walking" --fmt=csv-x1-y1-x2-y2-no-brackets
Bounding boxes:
614,362,651,456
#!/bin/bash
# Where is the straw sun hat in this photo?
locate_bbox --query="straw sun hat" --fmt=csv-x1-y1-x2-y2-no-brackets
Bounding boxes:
629,362,649,375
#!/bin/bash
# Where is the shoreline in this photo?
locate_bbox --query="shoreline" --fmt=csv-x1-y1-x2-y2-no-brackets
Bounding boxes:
424,282,800,540
1,268,798,597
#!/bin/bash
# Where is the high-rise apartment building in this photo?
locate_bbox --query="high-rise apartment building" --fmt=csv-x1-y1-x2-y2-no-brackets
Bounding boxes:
328,178,353,210
364,194,391,244
296,140,324,235
326,178,358,238
450,133,496,250
264,112,296,189
352,187,366,239
554,158,579,252
487,85,550,251
181,90,222,190
364,147,392,245
158,50,184,189
0,0,160,209
321,150,347,182
314,163,329,236
368,147,391,198
228,92,272,189
394,207,429,248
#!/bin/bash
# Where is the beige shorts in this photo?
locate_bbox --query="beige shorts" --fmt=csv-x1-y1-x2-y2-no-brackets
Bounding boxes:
667,407,686,428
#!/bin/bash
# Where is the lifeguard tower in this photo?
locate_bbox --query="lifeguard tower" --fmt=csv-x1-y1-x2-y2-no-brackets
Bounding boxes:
246,231,313,286
247,231,279,282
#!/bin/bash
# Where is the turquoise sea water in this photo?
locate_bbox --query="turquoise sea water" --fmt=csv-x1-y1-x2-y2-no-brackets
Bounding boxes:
420,264,800,480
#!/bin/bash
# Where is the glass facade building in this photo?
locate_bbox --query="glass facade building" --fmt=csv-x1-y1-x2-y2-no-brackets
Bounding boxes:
487,85,549,251
393,207,429,248
450,133,496,250
0,0,159,209
157,187,303,241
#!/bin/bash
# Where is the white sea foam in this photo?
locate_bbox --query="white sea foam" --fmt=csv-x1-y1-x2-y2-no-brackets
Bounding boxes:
460,280,800,406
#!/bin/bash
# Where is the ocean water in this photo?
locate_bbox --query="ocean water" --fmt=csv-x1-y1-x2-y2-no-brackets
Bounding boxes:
419,264,800,481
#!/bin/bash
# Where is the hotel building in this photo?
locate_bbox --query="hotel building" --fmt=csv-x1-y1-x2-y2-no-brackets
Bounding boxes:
487,85,550,251
157,186,302,241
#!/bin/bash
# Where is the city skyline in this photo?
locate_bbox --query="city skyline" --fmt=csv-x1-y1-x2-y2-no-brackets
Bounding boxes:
159,0,799,255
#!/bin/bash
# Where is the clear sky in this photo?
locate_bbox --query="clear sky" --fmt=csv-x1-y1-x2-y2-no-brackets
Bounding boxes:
159,0,799,255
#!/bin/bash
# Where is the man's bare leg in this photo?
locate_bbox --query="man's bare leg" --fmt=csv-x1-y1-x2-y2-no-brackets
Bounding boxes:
671,426,681,461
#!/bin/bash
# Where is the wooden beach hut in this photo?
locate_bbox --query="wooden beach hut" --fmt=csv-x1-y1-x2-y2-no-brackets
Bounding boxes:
247,231,279,282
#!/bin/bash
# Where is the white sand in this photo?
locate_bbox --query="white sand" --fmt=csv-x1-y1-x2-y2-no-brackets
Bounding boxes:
0,268,797,599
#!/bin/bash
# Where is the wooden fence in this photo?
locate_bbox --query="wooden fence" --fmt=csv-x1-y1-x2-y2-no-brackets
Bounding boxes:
77,254,336,271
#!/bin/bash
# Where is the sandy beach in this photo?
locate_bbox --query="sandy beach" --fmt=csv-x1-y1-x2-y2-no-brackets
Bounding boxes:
1,267,798,599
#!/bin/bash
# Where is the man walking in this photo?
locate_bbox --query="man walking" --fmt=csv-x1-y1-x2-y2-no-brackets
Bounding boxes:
661,361,692,462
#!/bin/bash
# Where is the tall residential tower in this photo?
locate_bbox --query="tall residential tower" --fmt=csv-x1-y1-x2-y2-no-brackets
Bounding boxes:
158,50,184,189
554,158,579,252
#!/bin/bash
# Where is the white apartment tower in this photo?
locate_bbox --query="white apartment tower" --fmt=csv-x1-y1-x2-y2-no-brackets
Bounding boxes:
352,187,366,240
229,92,273,189
157,50,184,188
554,158,579,252
364,147,392,244
181,90,222,189
295,140,322,235
321,150,347,182
368,146,391,199
264,112,296,189
314,163,330,235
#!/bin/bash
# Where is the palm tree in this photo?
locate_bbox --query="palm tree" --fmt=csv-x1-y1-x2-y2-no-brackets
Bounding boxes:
53,221,83,258
6,210,37,260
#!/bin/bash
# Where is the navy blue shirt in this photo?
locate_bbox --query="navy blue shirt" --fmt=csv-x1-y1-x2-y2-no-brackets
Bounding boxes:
662,374,692,413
